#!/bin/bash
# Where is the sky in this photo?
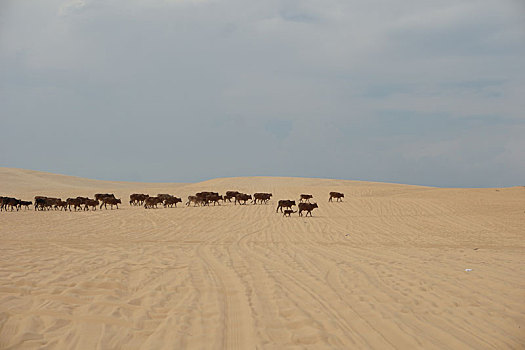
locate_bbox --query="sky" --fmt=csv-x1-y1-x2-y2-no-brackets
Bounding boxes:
1,0,524,187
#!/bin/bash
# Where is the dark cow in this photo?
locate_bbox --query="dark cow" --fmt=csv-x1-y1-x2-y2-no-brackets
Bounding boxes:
34,196,47,211
66,198,83,211
85,199,99,210
195,192,219,206
329,192,344,202
283,209,296,217
298,202,318,217
204,194,222,206
130,193,149,206
276,200,296,213
186,195,205,207
19,200,32,210
1,197,20,211
234,193,252,205
55,200,68,211
252,193,272,204
300,194,313,203
157,194,174,201
76,197,91,211
32,197,61,211
100,197,121,210
164,196,182,208
224,191,241,202
0,197,8,211
95,193,116,201
144,196,163,209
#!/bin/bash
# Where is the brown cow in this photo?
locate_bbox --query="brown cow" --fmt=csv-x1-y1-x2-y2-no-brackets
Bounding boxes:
186,195,205,207
19,200,32,210
100,197,121,210
252,193,272,204
164,196,182,208
144,196,162,209
204,194,223,206
1,197,20,211
66,198,83,211
329,192,344,202
0,197,8,211
276,200,296,213
85,199,99,210
298,202,318,217
55,200,68,211
95,193,116,201
234,193,252,205
130,193,149,206
224,191,241,202
300,194,313,203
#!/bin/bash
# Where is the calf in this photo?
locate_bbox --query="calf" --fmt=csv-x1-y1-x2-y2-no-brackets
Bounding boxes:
283,209,296,217
298,202,318,217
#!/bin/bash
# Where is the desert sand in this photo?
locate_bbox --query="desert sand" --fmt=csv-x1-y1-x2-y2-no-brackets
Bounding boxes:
0,167,524,349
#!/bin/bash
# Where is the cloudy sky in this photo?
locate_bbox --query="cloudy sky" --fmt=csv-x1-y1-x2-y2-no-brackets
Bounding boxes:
1,0,524,187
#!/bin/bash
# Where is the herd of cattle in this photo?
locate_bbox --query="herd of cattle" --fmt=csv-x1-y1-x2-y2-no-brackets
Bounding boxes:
0,191,345,217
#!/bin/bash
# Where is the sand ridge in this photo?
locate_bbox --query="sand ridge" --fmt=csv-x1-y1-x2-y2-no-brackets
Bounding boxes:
0,167,524,349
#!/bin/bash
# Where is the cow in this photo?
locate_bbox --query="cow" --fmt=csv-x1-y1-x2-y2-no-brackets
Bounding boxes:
276,200,296,213
19,200,32,210
224,191,241,202
298,202,318,217
130,194,149,206
234,193,252,205
66,198,83,211
144,196,163,209
85,199,99,210
329,192,344,202
204,194,222,206
100,197,121,210
164,196,182,208
186,195,205,207
252,193,272,204
0,197,8,211
195,192,219,206
76,197,91,211
34,196,47,210
283,209,296,217
95,193,116,201
157,194,174,201
33,197,61,210
300,194,313,203
1,197,20,211
55,200,68,211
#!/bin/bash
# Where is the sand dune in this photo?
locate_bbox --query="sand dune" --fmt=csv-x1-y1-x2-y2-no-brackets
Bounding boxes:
0,167,524,349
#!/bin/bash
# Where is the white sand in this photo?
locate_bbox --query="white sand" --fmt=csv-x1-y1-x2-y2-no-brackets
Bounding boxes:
1,167,524,349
